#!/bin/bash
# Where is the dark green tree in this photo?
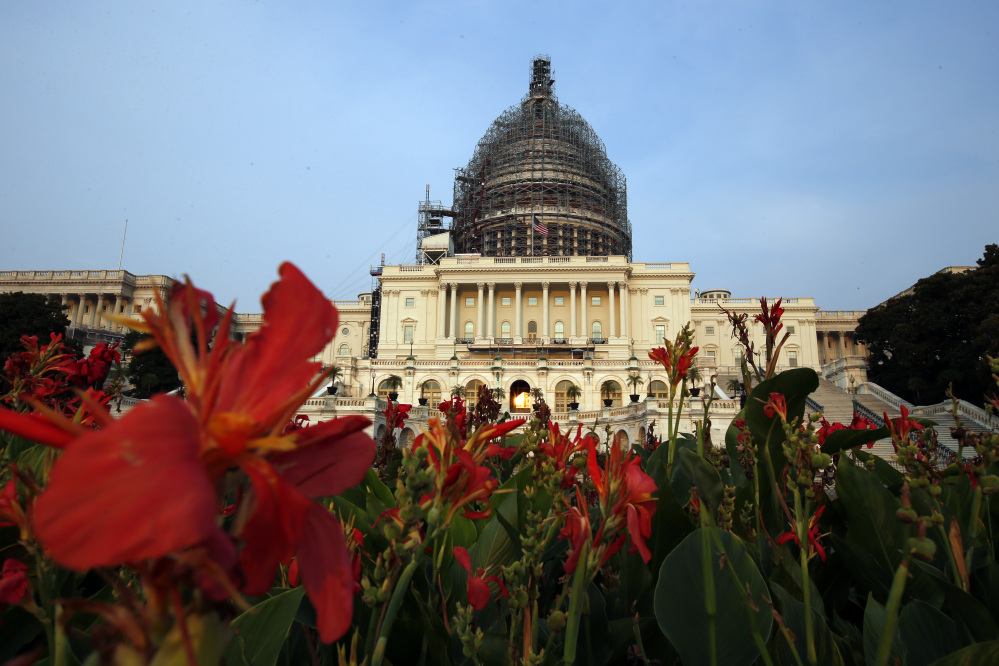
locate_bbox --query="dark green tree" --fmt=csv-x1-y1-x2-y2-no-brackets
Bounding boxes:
856,244,999,405
0,291,71,361
122,329,181,398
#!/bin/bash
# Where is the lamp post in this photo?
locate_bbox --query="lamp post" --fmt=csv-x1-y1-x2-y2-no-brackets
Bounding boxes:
369,364,376,397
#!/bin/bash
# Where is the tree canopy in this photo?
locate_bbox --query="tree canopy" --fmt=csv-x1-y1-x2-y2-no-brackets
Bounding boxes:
856,244,999,405
0,291,71,361
122,329,181,398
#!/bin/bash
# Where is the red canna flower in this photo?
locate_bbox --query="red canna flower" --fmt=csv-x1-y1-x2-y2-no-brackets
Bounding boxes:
648,326,699,390
776,505,827,562
586,439,658,563
763,392,788,421
538,421,597,489
816,412,878,447
0,558,29,606
453,546,508,610
0,263,376,643
417,415,524,523
754,297,785,339
884,405,924,449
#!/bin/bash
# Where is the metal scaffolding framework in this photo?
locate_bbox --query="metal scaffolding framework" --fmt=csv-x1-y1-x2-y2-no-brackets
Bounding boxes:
450,55,632,259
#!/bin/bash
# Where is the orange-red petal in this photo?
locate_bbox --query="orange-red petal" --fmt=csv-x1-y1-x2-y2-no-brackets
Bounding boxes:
33,396,218,569
297,502,355,642
270,416,375,498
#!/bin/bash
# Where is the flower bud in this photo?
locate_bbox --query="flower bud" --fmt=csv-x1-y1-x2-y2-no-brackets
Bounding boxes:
979,475,999,495
547,611,566,632
907,537,937,562
811,453,832,470
896,507,918,524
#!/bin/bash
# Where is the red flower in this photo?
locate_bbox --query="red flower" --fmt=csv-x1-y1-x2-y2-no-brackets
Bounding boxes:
417,415,524,523
538,421,596,488
0,558,29,606
648,328,698,389
754,297,785,339
383,400,411,432
763,392,788,421
586,440,658,563
776,505,827,562
0,263,376,643
884,405,924,449
453,546,508,610
816,412,878,447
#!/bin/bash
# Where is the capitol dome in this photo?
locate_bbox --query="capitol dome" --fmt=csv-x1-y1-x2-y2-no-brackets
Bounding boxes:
450,56,631,259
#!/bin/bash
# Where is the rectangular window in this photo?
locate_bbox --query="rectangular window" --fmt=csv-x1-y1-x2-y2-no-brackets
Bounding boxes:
528,297,538,306
591,296,601,306
789,350,798,367
706,350,716,358
501,297,511,306
465,297,474,306
655,325,666,344
404,326,414,344
654,295,664,306
705,326,715,335
134,305,142,313
554,296,564,306
406,298,415,307
787,325,795,335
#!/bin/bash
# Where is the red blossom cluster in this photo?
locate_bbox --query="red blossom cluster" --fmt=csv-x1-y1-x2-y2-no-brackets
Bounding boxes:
816,412,878,447
537,421,597,489
0,263,376,643
453,546,509,610
648,324,698,390
560,438,658,575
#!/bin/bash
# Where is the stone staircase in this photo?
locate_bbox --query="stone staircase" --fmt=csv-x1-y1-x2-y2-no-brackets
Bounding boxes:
809,378,899,463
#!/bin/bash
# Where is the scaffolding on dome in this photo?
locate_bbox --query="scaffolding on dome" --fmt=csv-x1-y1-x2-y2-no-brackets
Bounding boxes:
450,55,632,260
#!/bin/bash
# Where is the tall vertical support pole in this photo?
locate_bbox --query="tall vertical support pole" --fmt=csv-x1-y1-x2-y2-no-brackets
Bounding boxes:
514,282,523,343
569,281,578,339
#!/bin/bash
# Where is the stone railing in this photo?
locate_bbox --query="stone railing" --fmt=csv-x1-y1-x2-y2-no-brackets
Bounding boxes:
1,269,136,286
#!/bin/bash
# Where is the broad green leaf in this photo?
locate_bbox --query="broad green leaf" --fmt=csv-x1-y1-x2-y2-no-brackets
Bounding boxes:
15,444,54,485
853,449,905,491
654,528,772,666
835,455,905,573
821,426,889,455
150,613,227,666
470,491,519,569
770,582,843,666
897,600,965,666
225,587,305,666
647,476,694,582
928,640,999,665
744,368,819,445
941,582,999,643
724,408,748,488
671,446,724,514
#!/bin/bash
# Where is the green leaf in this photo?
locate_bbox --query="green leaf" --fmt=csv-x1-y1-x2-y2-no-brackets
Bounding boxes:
225,587,305,666
863,594,892,666
897,600,965,666
928,640,999,665
15,444,54,485
672,446,724,514
654,529,772,666
941,582,999,643
724,408,748,488
470,491,519,569
769,582,843,666
835,454,906,574
821,426,890,455
744,368,819,444
853,449,905,491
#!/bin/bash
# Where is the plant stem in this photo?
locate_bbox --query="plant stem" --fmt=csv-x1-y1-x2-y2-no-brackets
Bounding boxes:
563,542,590,666
667,387,677,474
372,552,423,666
875,558,910,666
792,490,816,666
969,486,983,541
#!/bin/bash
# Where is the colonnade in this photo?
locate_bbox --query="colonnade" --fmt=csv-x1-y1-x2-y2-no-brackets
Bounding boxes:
59,292,135,332
436,279,631,343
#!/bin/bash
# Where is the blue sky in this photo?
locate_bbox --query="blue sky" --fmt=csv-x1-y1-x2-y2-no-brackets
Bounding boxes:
1,1,996,313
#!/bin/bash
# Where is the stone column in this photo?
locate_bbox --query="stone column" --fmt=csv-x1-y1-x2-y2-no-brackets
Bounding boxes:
476,282,485,341
608,282,617,339
73,294,85,327
437,283,447,339
88,294,99,328
421,290,433,343
619,282,629,339
580,282,588,339
514,281,523,343
448,283,458,340
487,282,496,339
639,288,649,344
542,281,550,341
569,282,578,339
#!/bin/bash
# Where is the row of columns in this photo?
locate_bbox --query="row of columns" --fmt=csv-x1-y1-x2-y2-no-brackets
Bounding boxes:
59,292,136,332
438,280,631,342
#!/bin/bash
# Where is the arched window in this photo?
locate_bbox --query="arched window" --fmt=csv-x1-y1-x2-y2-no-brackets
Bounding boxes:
465,379,485,408
554,379,578,412
600,379,622,407
338,344,350,356
418,379,441,406
554,321,565,339
464,321,474,339
377,379,400,401
527,321,538,341
592,321,602,341
649,380,669,399
501,321,511,338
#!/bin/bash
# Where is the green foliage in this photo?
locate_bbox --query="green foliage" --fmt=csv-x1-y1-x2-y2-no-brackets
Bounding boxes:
224,588,306,666
856,243,999,405
0,291,71,361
